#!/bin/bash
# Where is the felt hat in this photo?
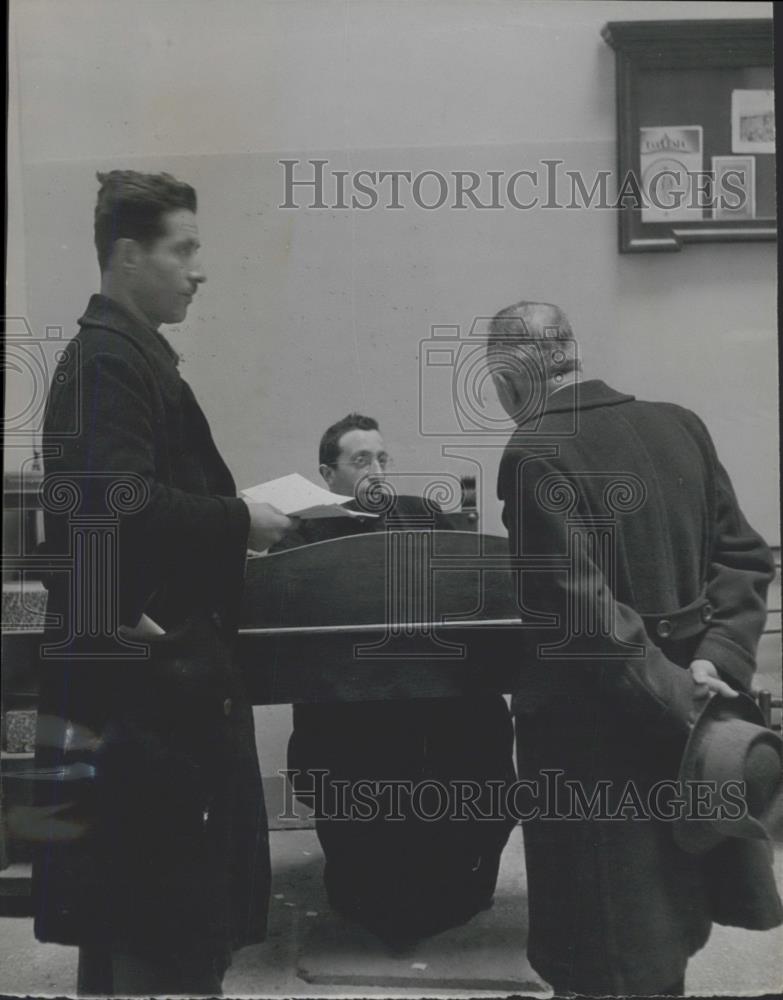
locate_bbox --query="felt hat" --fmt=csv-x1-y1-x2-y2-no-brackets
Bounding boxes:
674,692,783,854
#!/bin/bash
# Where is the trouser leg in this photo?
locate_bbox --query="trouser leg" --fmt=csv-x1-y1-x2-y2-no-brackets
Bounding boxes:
550,977,685,998
77,944,227,997
111,949,225,996
658,974,686,996
77,943,114,996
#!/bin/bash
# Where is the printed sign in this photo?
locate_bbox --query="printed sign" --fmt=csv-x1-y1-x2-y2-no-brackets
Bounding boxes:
640,126,704,223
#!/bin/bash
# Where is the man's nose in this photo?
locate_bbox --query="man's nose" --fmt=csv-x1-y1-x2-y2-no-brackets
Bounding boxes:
369,456,385,473
189,258,207,284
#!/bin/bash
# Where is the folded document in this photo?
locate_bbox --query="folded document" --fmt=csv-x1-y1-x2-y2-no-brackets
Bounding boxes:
241,473,378,520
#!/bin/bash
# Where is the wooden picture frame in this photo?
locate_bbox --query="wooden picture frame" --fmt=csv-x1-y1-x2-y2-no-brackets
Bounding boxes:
601,19,775,253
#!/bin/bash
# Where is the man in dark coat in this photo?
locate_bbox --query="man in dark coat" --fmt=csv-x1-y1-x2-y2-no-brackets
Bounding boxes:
33,170,295,995
272,413,517,947
489,300,777,996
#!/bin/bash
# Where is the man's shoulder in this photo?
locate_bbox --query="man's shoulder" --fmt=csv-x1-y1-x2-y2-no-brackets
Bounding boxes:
63,295,145,361
55,326,162,407
382,493,455,530
66,302,184,404
69,323,145,364
499,394,711,471
622,395,692,418
543,388,708,441
75,295,179,374
618,396,712,446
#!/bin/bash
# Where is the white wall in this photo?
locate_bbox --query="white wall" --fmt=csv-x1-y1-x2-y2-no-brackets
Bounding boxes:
9,0,777,538
7,0,778,781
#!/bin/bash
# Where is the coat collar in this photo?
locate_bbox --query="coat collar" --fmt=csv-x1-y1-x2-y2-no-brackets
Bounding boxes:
542,379,635,416
78,294,181,382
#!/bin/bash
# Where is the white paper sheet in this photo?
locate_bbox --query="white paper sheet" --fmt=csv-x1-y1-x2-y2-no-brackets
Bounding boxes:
731,90,775,154
240,473,377,519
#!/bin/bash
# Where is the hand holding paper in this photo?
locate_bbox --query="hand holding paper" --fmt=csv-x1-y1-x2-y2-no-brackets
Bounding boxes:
241,473,378,520
119,613,166,639
245,501,297,551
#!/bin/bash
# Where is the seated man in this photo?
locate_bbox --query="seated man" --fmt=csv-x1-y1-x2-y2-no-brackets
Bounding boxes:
273,413,516,947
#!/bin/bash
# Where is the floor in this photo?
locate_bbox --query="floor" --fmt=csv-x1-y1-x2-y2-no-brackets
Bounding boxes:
1,827,782,998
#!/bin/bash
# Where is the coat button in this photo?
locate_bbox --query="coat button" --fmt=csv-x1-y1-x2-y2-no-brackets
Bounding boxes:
223,698,232,717
656,619,673,639
701,604,713,622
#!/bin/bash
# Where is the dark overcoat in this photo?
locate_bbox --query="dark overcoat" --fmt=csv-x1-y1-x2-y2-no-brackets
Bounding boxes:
272,497,517,942
32,294,270,958
497,379,776,995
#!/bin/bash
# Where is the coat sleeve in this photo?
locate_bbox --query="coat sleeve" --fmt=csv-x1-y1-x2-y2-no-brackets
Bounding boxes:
691,456,775,691
498,449,699,741
45,348,249,627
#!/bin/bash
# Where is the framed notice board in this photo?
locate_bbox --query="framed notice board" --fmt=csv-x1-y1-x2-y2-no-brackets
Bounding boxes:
602,20,775,253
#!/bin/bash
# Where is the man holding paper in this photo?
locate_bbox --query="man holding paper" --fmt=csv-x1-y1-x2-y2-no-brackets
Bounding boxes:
34,170,296,995
271,413,517,949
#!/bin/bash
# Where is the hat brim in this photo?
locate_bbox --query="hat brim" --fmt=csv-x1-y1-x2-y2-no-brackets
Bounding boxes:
674,692,766,854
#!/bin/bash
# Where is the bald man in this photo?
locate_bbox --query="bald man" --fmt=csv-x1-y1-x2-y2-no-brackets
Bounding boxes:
489,301,777,996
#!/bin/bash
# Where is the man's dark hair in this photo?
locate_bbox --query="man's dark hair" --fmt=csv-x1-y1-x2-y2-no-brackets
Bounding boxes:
319,413,380,467
94,170,197,271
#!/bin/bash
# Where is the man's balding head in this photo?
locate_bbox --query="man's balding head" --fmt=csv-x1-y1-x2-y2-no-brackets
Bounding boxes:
487,300,573,350
487,300,580,424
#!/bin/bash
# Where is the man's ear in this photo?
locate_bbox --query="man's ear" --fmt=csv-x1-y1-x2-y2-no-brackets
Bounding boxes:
113,238,143,273
319,464,334,488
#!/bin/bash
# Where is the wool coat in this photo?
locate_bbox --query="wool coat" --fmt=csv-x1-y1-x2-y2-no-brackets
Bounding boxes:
272,496,518,943
32,294,270,959
497,379,776,995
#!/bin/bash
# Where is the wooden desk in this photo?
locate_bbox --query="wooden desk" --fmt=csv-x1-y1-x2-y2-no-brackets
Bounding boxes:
237,531,524,704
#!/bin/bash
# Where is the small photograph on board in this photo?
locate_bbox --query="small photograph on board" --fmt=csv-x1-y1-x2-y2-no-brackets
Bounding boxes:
712,156,756,221
640,126,704,223
731,90,775,154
